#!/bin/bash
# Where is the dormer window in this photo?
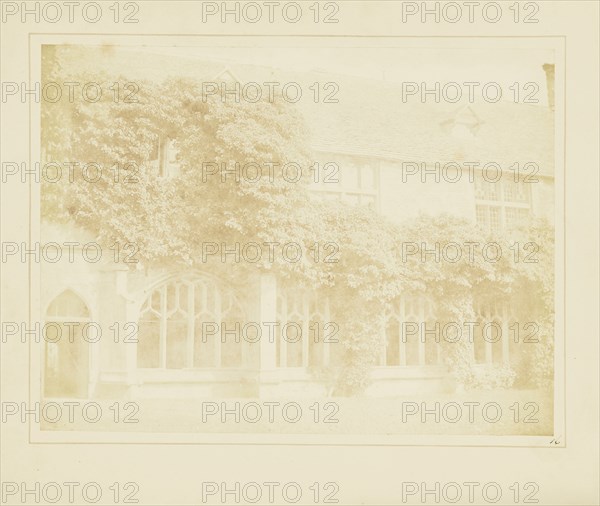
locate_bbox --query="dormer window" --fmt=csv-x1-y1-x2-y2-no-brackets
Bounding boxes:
214,68,241,84
451,123,476,140
441,106,482,139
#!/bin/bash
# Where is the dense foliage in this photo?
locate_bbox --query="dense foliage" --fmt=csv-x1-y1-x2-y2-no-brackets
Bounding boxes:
42,47,555,394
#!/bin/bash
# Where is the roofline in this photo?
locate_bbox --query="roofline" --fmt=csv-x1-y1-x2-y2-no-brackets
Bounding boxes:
311,147,555,179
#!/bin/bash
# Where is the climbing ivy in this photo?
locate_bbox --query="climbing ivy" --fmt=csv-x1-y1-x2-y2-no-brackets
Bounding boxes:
41,47,555,395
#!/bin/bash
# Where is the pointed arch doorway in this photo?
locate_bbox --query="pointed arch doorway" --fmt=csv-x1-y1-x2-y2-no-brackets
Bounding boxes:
43,290,91,398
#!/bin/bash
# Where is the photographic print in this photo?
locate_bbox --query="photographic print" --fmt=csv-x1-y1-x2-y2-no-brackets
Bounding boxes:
1,2,598,505
33,40,560,441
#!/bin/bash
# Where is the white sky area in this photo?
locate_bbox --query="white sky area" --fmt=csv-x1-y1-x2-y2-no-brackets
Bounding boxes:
119,45,555,105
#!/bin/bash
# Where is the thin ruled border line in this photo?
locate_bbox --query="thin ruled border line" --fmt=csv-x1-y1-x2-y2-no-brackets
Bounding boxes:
27,33,567,447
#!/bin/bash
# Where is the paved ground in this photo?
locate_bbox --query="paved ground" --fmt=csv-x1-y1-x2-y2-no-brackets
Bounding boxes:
40,388,553,436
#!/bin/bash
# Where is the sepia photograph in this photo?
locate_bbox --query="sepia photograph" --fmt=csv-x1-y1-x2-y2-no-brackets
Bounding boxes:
1,2,598,505
34,41,559,440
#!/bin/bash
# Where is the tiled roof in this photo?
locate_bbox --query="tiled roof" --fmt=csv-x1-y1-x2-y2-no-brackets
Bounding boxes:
266,71,555,176
55,46,555,176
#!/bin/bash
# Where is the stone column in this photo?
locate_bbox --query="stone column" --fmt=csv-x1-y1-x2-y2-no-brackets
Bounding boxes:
256,272,280,396
97,263,132,398
501,303,510,365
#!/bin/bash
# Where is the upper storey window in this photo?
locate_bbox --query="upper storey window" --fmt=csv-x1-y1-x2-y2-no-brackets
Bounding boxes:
311,156,380,210
475,176,532,233
149,136,180,178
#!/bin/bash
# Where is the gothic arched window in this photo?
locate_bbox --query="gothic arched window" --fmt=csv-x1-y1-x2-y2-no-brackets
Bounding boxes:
382,296,439,367
276,288,331,368
473,301,506,365
137,276,246,369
